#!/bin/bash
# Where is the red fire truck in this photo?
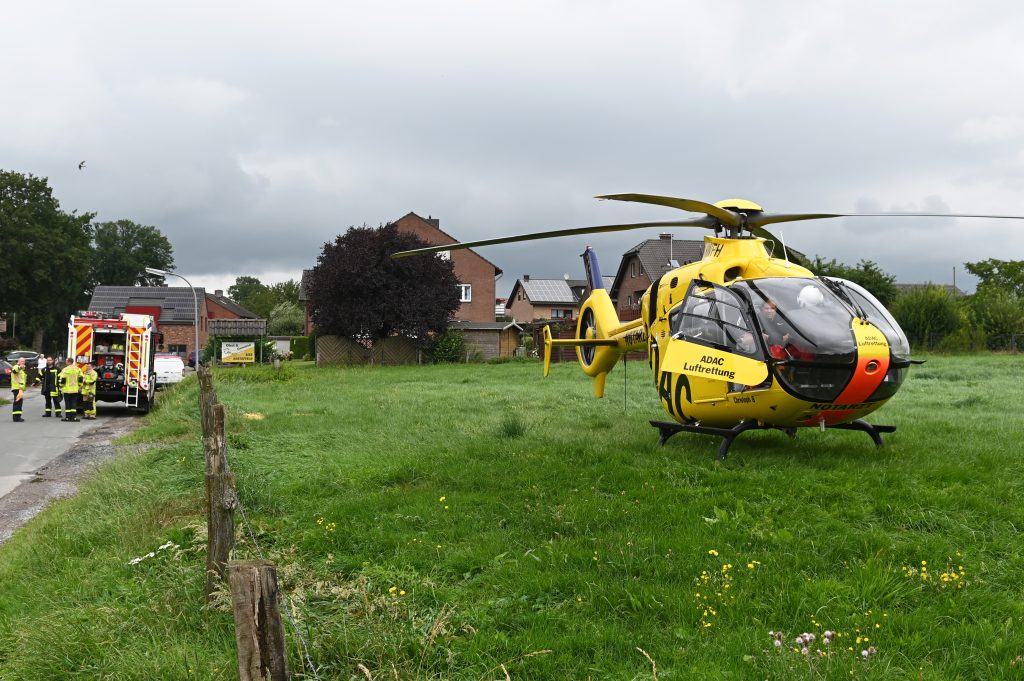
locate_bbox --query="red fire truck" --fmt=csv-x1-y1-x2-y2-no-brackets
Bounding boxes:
67,311,161,414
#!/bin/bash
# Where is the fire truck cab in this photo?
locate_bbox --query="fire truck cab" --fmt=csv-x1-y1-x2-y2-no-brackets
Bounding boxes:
67,311,161,414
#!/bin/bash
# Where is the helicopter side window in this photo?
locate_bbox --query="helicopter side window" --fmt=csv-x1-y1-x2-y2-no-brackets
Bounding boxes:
670,283,764,359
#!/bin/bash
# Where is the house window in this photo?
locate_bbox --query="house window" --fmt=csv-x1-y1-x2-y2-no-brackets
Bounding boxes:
458,284,472,302
639,262,645,276
168,344,187,359
631,261,637,277
551,309,573,319
627,294,633,306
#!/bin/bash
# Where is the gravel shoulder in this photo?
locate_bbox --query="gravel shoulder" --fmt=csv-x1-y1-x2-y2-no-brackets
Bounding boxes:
0,416,142,544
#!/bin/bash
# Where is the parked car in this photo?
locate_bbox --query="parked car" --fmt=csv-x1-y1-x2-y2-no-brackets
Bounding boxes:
5,350,40,364
154,354,186,388
0,360,11,388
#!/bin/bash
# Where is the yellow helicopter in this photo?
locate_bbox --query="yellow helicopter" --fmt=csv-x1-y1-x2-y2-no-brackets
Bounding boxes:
393,194,1023,458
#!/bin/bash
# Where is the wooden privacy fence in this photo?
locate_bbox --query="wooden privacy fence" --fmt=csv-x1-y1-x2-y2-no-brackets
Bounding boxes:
316,334,420,366
198,367,294,680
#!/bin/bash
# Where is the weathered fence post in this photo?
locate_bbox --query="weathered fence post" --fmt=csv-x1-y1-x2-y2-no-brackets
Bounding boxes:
206,403,237,600
198,366,237,601
229,560,291,681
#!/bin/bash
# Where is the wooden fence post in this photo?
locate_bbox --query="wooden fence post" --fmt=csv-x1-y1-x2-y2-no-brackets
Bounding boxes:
198,366,217,440
229,560,291,681
206,403,237,601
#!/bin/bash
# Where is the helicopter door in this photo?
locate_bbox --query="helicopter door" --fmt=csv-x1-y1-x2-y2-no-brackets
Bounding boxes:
662,281,769,401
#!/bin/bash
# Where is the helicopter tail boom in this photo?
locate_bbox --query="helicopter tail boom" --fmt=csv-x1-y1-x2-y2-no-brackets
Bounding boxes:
543,289,647,398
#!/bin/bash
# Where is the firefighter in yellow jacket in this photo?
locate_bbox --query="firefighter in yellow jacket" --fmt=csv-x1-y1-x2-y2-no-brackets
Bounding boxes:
58,358,82,422
80,361,98,419
10,358,27,422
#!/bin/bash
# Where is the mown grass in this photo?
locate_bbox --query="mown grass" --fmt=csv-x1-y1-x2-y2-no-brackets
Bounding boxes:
1,356,1023,679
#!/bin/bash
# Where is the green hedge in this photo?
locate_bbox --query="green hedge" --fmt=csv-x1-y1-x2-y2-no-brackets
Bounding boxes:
290,336,309,358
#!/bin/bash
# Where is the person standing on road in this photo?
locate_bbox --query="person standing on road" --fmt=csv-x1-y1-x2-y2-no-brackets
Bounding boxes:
39,356,63,418
58,358,82,422
10,358,27,422
35,354,47,385
81,362,98,420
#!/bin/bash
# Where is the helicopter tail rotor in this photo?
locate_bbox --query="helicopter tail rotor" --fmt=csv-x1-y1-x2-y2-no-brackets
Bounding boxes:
543,286,646,398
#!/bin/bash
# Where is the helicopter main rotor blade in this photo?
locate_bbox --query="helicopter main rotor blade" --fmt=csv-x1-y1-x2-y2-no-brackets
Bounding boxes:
390,218,715,258
596,193,743,227
747,213,843,227
749,211,1024,227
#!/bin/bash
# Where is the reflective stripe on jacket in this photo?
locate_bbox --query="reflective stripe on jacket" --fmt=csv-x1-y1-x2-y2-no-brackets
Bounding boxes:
40,367,61,396
59,365,82,393
81,370,98,395
11,366,27,391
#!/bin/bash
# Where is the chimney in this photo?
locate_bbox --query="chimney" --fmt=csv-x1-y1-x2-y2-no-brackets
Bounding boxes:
661,233,674,266
214,289,223,297
523,274,530,281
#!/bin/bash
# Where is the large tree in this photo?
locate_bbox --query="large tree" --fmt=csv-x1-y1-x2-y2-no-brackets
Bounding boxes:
267,301,305,336
92,219,174,286
227,276,300,320
307,223,460,345
228,276,267,311
964,258,1024,297
0,170,94,351
808,257,899,306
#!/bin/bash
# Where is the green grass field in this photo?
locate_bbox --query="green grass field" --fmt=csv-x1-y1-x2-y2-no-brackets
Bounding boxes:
1,356,1023,679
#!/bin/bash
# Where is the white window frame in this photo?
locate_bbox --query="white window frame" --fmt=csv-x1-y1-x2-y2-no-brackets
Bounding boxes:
458,284,472,302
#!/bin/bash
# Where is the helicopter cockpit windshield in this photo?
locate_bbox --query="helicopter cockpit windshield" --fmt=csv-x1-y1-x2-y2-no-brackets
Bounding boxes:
736,278,859,365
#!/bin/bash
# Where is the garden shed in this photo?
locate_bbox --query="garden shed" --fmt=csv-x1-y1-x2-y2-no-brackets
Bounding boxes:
448,320,523,361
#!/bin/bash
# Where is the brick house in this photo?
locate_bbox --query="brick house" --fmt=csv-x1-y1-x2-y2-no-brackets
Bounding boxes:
299,213,504,334
609,235,705,320
89,286,210,361
392,213,502,322
206,289,259,320
205,290,267,340
505,275,615,322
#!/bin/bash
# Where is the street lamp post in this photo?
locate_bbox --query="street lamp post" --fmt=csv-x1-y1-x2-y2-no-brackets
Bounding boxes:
145,267,200,368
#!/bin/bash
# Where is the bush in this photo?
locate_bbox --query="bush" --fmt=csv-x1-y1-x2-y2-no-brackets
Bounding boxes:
934,326,988,352
890,286,962,350
429,330,465,363
290,336,309,359
964,288,1024,338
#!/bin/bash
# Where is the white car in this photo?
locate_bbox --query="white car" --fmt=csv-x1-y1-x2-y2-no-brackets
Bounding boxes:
154,354,186,388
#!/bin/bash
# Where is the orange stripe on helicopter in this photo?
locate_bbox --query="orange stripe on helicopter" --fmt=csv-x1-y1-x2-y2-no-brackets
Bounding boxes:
834,321,890,405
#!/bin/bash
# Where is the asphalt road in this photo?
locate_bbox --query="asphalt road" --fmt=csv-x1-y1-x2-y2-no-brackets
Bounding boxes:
0,387,127,497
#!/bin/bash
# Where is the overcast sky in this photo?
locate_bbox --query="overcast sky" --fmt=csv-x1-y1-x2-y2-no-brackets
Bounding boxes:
4,1,1024,298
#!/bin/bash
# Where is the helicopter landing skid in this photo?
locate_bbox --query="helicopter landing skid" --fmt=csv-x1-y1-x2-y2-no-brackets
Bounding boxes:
829,419,896,448
650,418,894,461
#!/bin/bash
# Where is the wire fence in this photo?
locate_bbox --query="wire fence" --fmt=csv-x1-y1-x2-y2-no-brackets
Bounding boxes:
199,367,322,680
